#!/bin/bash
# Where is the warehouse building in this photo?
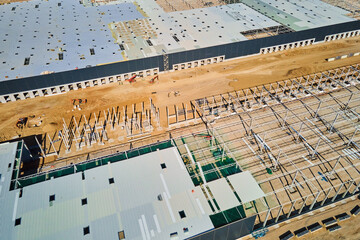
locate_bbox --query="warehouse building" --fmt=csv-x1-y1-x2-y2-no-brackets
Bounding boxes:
0,0,359,103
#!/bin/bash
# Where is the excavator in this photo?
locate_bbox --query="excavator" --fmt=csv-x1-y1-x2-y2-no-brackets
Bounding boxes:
149,75,159,84
126,74,137,83
16,117,28,129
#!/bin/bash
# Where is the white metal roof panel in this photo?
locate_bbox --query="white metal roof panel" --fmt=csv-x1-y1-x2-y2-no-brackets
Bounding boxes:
207,177,240,211
0,145,214,240
228,171,265,204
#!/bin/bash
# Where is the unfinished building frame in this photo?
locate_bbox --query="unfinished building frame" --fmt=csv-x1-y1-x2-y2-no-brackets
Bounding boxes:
172,63,360,228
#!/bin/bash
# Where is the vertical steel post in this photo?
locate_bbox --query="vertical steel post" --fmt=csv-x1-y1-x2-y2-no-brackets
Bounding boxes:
310,191,321,210
263,208,271,227
34,136,45,157
47,133,58,155
314,101,322,119
311,138,321,158
282,109,289,129
275,205,283,223
321,188,332,206
344,93,353,110
290,170,299,188
329,113,339,133
351,181,360,194
332,183,344,202
297,122,304,142
299,196,309,214
342,180,353,198
287,200,297,218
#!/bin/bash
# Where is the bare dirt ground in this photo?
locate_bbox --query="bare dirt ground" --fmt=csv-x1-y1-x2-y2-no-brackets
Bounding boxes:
0,37,359,157
1,37,359,141
156,0,224,12
241,196,360,240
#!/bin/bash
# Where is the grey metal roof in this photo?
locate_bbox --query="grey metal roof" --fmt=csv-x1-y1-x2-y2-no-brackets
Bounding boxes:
0,142,20,240
241,0,355,31
0,0,144,80
0,145,214,240
1,19,359,96
0,0,355,82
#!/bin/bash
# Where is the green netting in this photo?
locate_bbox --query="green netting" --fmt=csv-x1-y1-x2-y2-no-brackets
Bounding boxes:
208,200,216,212
224,207,243,223
127,150,140,158
82,160,98,170
18,175,46,187
191,177,202,186
236,205,246,218
219,165,241,177
210,212,228,228
234,192,241,202
76,164,87,172
16,150,21,159
48,169,64,179
210,205,246,228
204,172,220,182
202,163,220,182
17,142,22,150
213,199,221,211
11,169,18,179
139,147,151,155
12,140,174,190
56,167,74,178
9,181,16,190
108,154,126,163
150,141,172,151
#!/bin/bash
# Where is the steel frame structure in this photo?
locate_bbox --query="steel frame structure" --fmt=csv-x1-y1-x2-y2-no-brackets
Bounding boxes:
173,64,360,228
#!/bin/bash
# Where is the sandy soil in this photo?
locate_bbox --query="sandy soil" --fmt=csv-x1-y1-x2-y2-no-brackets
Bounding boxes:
0,37,359,154
156,0,224,12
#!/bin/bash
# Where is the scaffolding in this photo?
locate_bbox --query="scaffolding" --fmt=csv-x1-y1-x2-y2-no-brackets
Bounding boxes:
37,98,160,157
173,64,360,228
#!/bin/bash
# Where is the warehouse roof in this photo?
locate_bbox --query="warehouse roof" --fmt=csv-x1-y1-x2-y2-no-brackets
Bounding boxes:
0,145,214,240
0,0,355,81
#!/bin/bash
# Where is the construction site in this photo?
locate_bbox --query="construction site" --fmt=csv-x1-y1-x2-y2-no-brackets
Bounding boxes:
0,0,360,240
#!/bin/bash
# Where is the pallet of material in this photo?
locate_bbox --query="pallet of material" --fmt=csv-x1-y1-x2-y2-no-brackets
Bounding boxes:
294,227,309,238
350,205,360,216
279,230,294,240
322,217,337,227
307,222,322,233
327,224,341,232
335,213,350,222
